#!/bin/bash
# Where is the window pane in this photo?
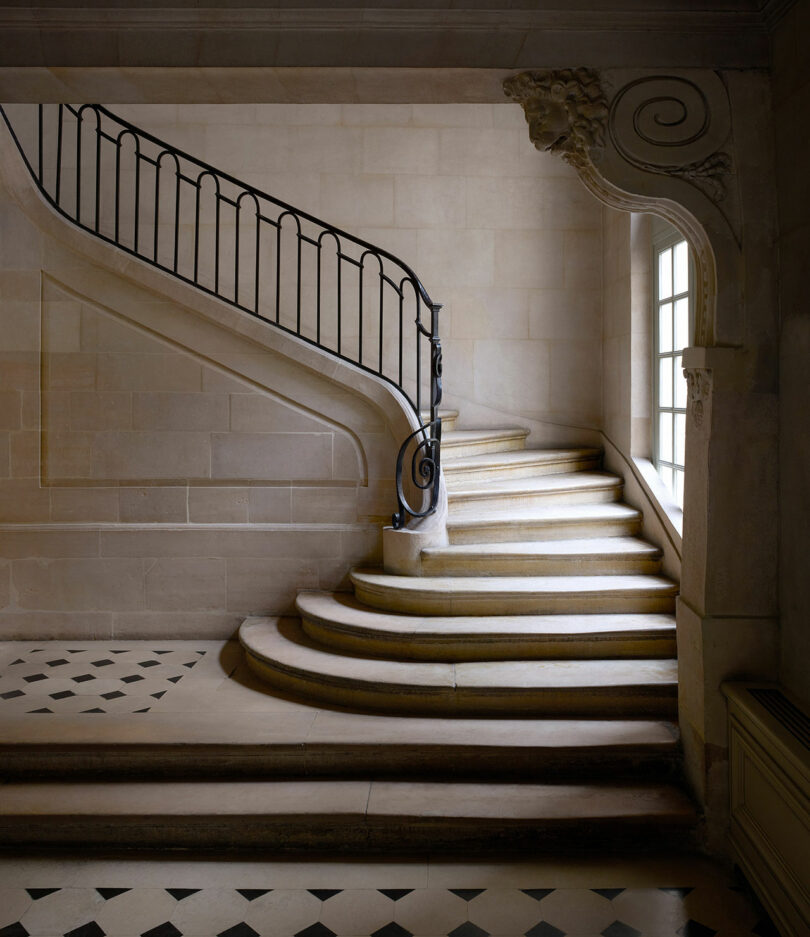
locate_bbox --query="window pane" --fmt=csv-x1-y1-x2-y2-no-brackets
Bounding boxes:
674,355,687,408
674,469,685,508
658,248,672,300
674,240,689,295
675,297,690,350
675,412,686,465
659,302,673,352
659,357,673,408
658,464,674,495
659,412,673,462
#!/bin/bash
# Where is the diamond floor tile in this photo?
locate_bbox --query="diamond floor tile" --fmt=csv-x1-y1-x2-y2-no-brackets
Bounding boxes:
0,882,777,937
0,646,207,715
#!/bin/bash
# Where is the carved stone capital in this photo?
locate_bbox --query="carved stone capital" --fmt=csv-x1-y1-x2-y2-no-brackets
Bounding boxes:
684,367,713,428
502,68,608,168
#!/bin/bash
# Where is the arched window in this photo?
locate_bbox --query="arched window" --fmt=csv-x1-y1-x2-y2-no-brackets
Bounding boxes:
652,222,692,508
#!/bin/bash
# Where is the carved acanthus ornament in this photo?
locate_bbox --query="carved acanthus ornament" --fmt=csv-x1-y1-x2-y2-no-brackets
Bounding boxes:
684,367,712,428
503,69,733,202
502,68,608,171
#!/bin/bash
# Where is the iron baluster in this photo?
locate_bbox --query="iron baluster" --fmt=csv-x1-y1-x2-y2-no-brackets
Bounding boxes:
37,104,42,184
153,155,161,262
358,257,363,365
94,112,101,233
75,107,82,224
173,161,180,273
133,146,141,253
214,188,221,295
296,230,302,335
378,269,384,376
55,104,63,205
316,239,322,345
254,210,261,315
337,240,342,356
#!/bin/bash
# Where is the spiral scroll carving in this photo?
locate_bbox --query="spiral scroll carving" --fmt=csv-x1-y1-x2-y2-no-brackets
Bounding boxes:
608,76,732,201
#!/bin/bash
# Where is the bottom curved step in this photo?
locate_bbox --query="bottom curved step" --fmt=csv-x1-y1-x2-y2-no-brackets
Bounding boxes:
240,618,678,718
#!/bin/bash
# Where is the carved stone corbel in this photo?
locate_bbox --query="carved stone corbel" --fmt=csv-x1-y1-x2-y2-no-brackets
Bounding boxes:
504,68,735,206
504,67,740,348
502,68,608,167
684,367,713,428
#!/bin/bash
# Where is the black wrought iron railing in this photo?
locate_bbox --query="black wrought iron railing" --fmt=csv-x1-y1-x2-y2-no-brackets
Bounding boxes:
0,103,443,528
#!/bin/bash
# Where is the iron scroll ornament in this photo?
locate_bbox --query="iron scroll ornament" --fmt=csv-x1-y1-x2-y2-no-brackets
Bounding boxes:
392,308,443,530
391,417,442,530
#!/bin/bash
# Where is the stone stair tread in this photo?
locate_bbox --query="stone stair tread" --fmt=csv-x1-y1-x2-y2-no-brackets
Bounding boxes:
243,617,455,688
446,471,622,498
443,427,529,447
444,447,601,471
423,537,662,561
367,780,695,823
351,569,678,598
455,658,677,689
448,502,642,525
297,591,675,638
241,619,678,691
0,778,696,824
419,408,459,421
0,709,679,751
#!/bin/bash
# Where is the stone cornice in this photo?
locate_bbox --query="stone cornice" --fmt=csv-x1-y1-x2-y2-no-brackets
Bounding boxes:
0,6,770,33
0,5,774,70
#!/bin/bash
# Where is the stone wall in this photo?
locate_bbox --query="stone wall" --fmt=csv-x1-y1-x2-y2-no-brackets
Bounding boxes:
0,153,393,638
602,209,633,455
0,101,608,639
773,0,810,709
110,103,605,446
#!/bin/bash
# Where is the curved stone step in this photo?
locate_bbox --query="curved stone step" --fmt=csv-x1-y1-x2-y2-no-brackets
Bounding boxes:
351,569,677,617
442,427,529,458
421,537,663,577
448,502,643,544
420,408,459,431
0,777,696,851
240,618,679,717
297,592,677,660
447,471,623,511
443,447,602,482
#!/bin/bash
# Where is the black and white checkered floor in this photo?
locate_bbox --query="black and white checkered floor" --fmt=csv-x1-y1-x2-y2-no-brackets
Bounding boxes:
0,883,778,937
0,646,207,714
0,641,781,937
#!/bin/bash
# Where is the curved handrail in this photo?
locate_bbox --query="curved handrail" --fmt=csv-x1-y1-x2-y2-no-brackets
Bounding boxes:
0,102,443,528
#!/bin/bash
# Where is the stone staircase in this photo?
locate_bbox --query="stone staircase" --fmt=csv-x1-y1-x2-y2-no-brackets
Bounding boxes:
0,412,695,854
234,410,697,850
